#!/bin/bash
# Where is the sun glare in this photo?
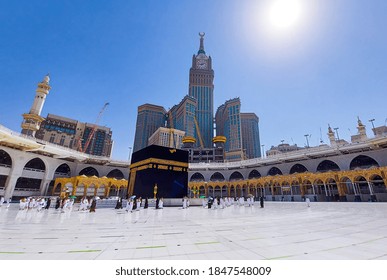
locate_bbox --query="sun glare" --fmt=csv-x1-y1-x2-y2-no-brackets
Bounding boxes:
268,0,303,31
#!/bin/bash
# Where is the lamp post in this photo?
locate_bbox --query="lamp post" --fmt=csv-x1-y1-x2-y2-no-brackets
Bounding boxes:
333,127,340,140
128,147,132,162
368,118,375,129
369,119,376,135
304,134,310,148
261,144,265,158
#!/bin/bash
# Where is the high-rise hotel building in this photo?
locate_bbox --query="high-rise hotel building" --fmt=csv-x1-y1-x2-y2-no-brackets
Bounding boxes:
216,98,244,161
133,104,167,152
241,113,261,159
188,32,214,148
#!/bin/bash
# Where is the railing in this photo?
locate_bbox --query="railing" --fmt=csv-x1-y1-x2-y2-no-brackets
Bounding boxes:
23,167,45,173
54,172,70,177
0,163,11,168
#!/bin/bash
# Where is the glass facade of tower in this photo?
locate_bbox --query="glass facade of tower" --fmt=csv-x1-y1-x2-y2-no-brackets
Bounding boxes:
189,85,213,147
133,104,166,152
168,95,196,140
188,34,214,148
216,98,243,161
241,113,261,159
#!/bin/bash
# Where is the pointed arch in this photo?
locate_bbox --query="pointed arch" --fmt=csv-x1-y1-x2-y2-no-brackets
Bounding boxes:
316,160,340,173
79,167,99,177
248,169,261,179
55,163,71,176
267,167,282,176
106,169,124,179
24,158,46,171
0,149,12,167
210,172,225,181
289,164,308,174
190,172,205,182
229,171,244,181
350,155,379,170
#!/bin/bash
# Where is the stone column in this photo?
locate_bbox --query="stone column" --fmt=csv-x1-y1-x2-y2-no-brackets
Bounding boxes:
3,163,24,200
367,181,377,202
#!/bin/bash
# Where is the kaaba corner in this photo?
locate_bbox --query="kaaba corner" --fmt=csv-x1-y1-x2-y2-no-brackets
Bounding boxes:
127,145,189,199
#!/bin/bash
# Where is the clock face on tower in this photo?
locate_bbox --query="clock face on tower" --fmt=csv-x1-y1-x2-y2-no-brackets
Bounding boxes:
196,59,208,69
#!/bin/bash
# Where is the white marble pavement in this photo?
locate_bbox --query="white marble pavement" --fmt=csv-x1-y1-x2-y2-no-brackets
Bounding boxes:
1,201,387,260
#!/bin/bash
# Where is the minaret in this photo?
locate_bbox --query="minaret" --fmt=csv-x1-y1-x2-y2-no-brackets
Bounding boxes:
356,117,367,141
21,74,51,137
327,124,336,146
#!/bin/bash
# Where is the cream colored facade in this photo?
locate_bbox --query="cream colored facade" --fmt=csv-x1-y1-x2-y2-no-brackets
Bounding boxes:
148,127,185,149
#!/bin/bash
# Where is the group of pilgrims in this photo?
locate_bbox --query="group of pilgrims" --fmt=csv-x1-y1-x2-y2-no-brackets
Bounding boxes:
0,196,11,208
17,196,97,212
11,194,265,213
18,197,53,211
115,197,164,213
203,196,265,209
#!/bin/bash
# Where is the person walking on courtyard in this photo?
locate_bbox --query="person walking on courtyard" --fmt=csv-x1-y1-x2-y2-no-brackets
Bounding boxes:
45,197,51,209
144,197,148,209
89,197,97,212
126,198,133,212
0,196,4,207
260,196,264,208
6,197,11,208
305,197,311,207
115,197,120,209
155,197,159,209
55,197,60,209
159,197,164,209
136,198,141,211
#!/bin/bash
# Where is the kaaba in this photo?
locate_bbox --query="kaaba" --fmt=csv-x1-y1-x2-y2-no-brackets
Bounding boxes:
128,145,189,198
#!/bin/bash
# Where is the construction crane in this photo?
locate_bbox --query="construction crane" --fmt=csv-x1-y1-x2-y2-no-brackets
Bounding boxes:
194,116,204,148
167,112,177,149
78,102,109,153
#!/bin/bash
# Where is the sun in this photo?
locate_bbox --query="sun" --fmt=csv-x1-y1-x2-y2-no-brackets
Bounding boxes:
268,0,303,31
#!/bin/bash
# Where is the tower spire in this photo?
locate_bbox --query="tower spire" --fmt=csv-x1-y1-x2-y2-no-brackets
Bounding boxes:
198,32,205,54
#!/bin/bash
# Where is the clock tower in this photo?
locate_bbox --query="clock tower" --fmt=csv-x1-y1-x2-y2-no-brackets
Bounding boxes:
189,32,214,148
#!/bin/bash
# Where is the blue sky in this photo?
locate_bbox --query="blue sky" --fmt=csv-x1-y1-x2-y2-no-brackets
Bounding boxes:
1,0,386,160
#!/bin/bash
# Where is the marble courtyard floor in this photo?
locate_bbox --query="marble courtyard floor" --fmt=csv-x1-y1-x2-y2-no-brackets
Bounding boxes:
1,201,387,260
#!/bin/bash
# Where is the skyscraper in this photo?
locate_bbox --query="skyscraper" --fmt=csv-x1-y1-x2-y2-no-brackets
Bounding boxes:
168,95,197,140
188,32,214,148
133,104,167,152
215,98,243,161
241,113,261,159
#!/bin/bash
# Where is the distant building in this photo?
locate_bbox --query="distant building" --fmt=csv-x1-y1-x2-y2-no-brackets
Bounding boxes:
266,143,304,157
373,126,387,137
216,98,243,161
241,113,261,159
36,114,113,157
148,127,185,149
181,136,225,163
168,95,197,140
133,104,167,152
